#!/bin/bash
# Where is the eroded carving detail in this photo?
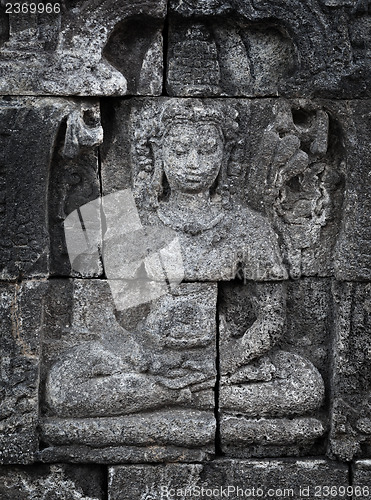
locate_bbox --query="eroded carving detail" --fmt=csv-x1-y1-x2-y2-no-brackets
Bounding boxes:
167,19,296,97
49,101,103,277
248,101,344,278
168,0,370,98
0,1,166,95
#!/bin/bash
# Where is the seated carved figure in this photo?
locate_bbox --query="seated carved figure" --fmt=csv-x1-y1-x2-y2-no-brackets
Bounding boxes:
46,100,325,450
46,283,217,418
144,101,325,431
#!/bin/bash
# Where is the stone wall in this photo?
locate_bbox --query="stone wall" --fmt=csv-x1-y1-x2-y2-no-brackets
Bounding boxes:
0,0,370,498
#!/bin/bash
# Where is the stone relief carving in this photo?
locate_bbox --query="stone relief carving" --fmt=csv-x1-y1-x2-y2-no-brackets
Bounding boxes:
39,99,331,461
40,279,216,462
131,99,287,281
0,98,104,280
48,101,103,277
167,20,296,96
247,101,345,278
0,0,166,95
0,0,369,495
44,281,216,420
132,99,329,455
219,282,325,454
167,0,370,98
219,279,330,457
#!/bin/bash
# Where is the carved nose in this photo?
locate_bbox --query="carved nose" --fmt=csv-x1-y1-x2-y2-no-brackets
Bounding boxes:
187,148,199,170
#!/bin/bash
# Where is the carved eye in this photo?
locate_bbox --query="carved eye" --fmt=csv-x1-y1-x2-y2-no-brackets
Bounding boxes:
174,143,188,156
199,137,217,154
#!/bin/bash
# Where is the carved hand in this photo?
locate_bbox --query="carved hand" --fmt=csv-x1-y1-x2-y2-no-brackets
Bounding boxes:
233,318,274,370
221,282,286,376
224,357,276,385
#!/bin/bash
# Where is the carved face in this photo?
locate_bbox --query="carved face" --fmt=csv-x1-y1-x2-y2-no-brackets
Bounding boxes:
162,122,224,194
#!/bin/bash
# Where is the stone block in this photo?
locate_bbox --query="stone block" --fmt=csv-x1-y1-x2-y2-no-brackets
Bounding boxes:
0,97,63,279
0,97,102,280
0,281,46,464
218,279,331,457
0,1,166,95
167,1,370,98
0,464,104,499
108,459,349,500
39,279,217,462
329,282,371,461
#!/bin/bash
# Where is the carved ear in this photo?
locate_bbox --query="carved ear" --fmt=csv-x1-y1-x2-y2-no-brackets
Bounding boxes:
148,136,163,168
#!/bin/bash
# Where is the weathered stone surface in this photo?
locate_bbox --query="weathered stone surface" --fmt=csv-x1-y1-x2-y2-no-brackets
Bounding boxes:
167,1,370,98
329,282,371,462
220,416,325,455
283,279,333,381
102,98,287,282
0,97,62,279
40,279,216,461
0,97,102,280
0,281,46,464
99,190,184,310
108,459,349,500
0,0,369,487
167,17,296,97
0,464,104,499
352,461,371,500
41,411,215,448
99,96,370,460
0,1,166,96
246,100,345,279
219,279,330,457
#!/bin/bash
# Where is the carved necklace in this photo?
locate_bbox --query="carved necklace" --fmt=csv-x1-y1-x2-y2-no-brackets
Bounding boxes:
157,202,225,235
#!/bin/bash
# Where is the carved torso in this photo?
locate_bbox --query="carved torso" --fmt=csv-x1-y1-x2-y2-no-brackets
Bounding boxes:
149,202,288,281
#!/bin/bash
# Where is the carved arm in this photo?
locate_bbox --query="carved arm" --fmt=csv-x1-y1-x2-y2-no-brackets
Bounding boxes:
227,281,286,373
